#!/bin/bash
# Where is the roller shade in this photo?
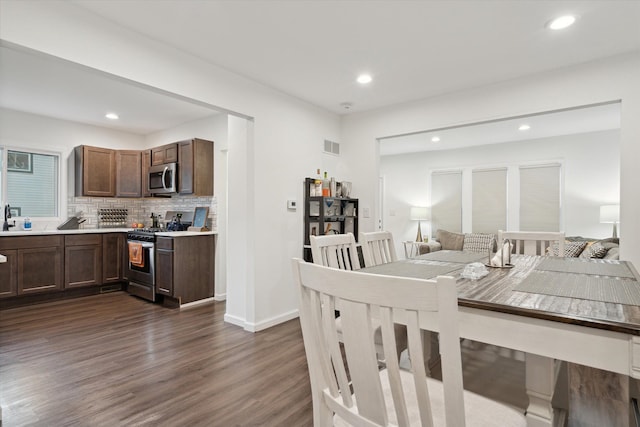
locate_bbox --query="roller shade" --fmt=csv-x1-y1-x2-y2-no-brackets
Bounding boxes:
519,164,561,231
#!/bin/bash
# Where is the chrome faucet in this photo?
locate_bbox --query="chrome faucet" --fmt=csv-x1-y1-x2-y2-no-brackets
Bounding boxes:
3,204,15,231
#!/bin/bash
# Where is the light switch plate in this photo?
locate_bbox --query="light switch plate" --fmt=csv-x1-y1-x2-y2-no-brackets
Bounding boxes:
287,200,297,211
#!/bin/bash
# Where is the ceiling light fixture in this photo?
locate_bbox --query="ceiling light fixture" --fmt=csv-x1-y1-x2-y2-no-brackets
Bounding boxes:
547,15,576,30
105,113,119,120
431,136,440,142
357,74,372,84
518,124,531,131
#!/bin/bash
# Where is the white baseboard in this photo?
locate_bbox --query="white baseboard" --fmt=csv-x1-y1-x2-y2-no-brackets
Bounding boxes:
179,297,215,309
214,293,226,301
224,309,300,332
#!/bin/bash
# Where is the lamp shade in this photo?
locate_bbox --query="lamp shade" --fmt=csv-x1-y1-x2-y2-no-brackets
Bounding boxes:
599,205,620,223
410,207,429,221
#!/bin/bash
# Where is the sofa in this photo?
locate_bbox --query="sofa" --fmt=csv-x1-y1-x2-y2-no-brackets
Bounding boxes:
423,229,620,260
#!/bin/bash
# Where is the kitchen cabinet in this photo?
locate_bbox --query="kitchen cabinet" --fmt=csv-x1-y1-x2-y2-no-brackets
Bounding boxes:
141,150,151,197
178,138,214,196
151,143,178,166
155,235,214,304
116,150,142,197
65,234,102,288
75,145,117,197
303,177,359,262
0,250,18,298
103,233,125,284
0,236,64,296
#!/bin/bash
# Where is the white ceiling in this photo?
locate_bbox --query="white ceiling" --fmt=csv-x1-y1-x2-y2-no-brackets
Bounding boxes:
0,1,638,140
71,0,640,114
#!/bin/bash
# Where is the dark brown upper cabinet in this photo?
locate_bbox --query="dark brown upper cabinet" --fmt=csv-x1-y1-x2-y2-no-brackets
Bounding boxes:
75,145,117,197
178,138,214,196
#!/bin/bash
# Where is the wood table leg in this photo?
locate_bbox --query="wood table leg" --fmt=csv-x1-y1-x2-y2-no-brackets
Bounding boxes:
525,354,555,427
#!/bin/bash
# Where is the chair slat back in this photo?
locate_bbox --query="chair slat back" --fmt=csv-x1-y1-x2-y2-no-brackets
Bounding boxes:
498,230,565,256
360,231,398,267
292,258,464,426
310,233,360,270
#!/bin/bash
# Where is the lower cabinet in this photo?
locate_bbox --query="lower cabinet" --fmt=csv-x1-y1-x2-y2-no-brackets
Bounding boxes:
155,235,214,304
0,236,64,297
0,249,18,297
103,233,125,284
65,235,102,288
0,233,126,301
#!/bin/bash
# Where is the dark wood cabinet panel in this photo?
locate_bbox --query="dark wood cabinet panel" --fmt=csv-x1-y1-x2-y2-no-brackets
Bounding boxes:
75,145,116,197
18,246,63,294
65,235,102,288
151,143,178,166
141,150,151,197
116,150,142,198
155,248,174,296
103,233,125,284
178,138,214,196
65,245,102,288
0,250,18,298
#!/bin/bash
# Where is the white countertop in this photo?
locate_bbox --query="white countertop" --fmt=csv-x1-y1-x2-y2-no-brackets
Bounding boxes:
0,254,6,263
0,228,216,237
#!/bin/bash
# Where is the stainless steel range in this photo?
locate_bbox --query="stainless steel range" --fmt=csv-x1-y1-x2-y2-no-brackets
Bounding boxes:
126,228,158,301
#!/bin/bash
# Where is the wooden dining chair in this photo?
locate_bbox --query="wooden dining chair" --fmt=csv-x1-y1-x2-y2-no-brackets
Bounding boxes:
292,258,526,427
310,233,360,270
359,231,397,267
498,230,565,256
310,233,406,362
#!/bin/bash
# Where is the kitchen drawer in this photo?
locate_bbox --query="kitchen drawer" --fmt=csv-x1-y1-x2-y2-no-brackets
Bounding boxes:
0,235,63,250
65,234,102,246
156,237,174,250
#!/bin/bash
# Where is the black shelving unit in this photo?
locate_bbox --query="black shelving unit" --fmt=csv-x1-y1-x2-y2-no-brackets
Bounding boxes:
303,177,359,262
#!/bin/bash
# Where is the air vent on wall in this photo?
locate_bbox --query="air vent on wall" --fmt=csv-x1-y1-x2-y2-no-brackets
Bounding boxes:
324,139,340,155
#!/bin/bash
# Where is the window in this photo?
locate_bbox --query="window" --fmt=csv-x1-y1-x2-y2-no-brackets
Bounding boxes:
519,163,561,231
472,168,507,234
431,170,462,233
1,148,60,217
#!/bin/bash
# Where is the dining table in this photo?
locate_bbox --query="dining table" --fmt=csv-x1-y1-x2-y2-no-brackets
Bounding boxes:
361,250,640,427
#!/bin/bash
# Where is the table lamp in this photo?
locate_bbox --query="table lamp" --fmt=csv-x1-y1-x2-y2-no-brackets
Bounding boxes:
410,207,429,242
599,204,619,238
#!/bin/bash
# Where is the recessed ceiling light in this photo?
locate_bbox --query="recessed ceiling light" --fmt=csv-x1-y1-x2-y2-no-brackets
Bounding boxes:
105,113,119,120
357,74,372,84
547,15,576,30
519,124,531,131
431,136,441,142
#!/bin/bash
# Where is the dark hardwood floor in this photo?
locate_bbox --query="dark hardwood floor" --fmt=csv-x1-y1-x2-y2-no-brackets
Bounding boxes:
0,292,313,426
1,292,531,427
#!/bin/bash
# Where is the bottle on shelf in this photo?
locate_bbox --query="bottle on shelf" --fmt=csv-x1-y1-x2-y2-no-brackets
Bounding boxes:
314,169,322,197
322,171,330,197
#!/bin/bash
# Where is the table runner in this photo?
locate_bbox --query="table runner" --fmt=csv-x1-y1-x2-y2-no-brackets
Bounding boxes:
362,260,462,280
513,270,640,305
416,251,487,264
536,258,636,279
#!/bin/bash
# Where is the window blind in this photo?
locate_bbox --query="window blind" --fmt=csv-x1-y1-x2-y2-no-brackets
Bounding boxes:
431,171,462,233
519,164,561,231
472,168,507,234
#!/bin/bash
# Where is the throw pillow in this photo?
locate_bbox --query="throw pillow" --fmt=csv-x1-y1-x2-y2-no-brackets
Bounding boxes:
579,241,608,259
603,247,620,260
463,233,496,253
435,229,465,250
549,240,588,257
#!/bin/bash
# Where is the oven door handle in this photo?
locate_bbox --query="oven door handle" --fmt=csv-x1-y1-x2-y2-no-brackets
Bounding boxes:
127,241,155,249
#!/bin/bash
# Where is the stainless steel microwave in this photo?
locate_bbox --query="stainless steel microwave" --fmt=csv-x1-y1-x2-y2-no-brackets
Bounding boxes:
149,162,177,194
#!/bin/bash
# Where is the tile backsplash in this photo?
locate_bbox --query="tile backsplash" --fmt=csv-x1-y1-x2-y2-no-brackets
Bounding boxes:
68,196,217,231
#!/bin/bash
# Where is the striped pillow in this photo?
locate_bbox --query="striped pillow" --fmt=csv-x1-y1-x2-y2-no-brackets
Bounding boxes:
579,242,608,259
549,240,587,257
463,233,495,253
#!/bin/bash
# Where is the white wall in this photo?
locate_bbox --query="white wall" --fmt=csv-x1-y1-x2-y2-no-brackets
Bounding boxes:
0,1,344,331
342,53,640,267
381,130,620,257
